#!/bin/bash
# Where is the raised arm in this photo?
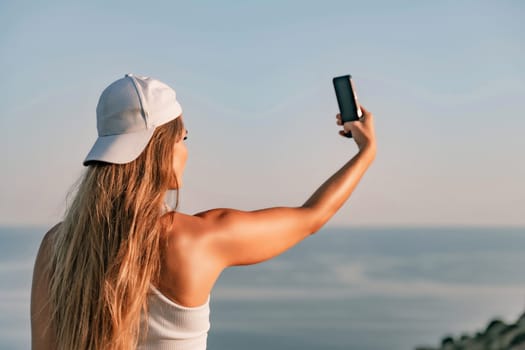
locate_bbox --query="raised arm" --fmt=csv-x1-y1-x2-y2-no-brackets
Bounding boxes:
196,106,376,268
303,104,376,228
195,206,317,267
303,146,375,230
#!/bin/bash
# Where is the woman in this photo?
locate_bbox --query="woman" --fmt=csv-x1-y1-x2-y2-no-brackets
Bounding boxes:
30,73,376,350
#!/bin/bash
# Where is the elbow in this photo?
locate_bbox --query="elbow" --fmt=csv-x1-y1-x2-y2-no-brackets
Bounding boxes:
310,219,325,235
302,206,324,235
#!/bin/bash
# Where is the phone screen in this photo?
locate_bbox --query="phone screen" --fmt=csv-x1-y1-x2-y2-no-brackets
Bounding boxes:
333,75,362,123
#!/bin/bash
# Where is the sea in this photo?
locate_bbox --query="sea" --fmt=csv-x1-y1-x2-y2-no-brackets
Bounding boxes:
1,226,524,350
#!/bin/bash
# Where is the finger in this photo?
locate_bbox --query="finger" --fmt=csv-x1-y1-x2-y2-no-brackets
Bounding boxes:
339,130,353,138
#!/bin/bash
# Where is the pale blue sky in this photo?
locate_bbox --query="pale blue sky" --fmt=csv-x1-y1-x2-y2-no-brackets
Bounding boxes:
1,1,523,227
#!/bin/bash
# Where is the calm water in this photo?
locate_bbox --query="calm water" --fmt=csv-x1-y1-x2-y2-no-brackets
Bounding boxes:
1,226,524,349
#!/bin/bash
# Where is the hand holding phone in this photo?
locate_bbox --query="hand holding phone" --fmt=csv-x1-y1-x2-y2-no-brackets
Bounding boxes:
333,74,362,138
337,104,376,153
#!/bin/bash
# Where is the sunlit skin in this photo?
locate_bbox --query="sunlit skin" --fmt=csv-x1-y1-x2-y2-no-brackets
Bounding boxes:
156,109,376,308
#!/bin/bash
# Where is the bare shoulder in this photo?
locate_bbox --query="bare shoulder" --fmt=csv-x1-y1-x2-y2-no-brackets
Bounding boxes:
159,207,315,304
162,211,210,242
159,211,218,264
40,223,61,252
31,222,61,350
157,211,225,306
34,222,61,269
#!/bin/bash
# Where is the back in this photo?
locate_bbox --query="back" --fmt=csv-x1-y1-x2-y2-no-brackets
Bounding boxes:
31,206,319,349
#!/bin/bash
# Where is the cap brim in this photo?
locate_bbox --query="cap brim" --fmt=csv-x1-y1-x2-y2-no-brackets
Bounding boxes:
83,128,156,166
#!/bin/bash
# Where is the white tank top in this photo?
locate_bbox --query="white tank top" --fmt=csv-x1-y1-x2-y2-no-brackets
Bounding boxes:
137,286,211,350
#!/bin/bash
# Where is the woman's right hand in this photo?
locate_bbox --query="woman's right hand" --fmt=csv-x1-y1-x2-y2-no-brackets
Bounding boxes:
336,104,376,154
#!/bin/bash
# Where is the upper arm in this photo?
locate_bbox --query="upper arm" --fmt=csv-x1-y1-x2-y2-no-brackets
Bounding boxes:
194,206,318,268
31,223,60,350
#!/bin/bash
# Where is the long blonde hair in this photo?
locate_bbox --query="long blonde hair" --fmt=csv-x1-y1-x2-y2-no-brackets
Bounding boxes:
49,115,185,349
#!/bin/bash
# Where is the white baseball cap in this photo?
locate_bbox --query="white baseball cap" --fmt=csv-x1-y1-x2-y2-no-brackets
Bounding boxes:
83,73,183,166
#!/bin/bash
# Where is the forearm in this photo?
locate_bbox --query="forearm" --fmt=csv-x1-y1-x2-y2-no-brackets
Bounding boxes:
302,147,376,231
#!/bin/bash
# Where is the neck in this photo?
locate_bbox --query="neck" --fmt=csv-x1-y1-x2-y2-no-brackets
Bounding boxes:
161,189,178,214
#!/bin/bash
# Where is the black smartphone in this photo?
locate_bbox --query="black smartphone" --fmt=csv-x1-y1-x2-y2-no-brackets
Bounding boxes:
333,74,362,138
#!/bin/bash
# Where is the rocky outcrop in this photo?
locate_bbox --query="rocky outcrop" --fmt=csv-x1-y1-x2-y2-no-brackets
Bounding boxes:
415,311,525,350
